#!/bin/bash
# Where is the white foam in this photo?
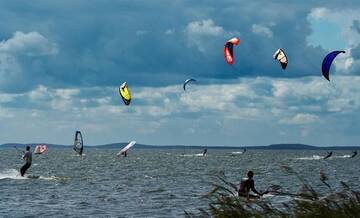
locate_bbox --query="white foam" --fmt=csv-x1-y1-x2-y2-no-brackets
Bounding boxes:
296,155,323,160
0,169,26,180
0,169,57,181
334,155,351,159
182,153,204,157
231,151,244,155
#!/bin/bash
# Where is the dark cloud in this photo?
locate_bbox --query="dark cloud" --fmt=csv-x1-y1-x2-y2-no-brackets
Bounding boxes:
1,1,356,92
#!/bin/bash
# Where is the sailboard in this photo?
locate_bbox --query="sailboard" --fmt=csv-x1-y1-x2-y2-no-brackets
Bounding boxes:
117,141,136,156
73,131,84,155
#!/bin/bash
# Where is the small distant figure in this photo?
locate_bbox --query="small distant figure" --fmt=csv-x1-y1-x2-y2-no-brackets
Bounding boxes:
20,146,32,177
243,148,246,154
350,151,357,158
238,171,264,200
324,151,333,160
202,149,207,156
124,151,128,157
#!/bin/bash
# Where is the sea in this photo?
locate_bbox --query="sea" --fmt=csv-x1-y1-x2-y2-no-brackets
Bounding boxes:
0,148,359,217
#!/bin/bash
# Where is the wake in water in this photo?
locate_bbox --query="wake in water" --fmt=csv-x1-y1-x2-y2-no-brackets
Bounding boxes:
296,154,352,160
0,169,27,180
182,153,205,157
295,155,324,160
0,169,60,181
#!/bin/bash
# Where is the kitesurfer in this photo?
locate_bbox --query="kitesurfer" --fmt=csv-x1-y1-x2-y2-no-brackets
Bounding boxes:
351,151,357,158
243,148,246,154
238,171,264,199
124,151,127,157
20,146,32,177
202,149,207,156
324,151,333,160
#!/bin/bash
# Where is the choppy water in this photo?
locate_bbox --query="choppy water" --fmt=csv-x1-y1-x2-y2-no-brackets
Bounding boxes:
0,148,359,217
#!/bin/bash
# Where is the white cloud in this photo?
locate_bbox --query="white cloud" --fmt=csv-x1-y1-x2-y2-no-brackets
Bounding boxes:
29,85,50,101
185,19,225,36
308,7,330,20
2,76,360,145
280,113,320,124
251,24,273,38
0,31,58,56
184,19,238,53
308,7,360,47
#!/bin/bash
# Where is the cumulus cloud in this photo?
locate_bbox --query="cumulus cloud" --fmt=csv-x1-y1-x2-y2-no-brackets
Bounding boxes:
308,7,360,48
185,19,225,36
0,31,59,92
251,24,273,38
0,31,58,56
280,113,319,124
184,19,238,53
1,75,360,145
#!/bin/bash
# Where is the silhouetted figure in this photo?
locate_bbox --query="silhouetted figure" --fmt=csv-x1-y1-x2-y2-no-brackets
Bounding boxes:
124,151,127,157
243,148,246,154
203,149,207,156
238,171,263,200
324,151,333,160
20,146,32,176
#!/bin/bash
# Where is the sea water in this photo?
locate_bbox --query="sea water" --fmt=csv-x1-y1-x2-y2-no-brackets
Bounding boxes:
1,148,359,217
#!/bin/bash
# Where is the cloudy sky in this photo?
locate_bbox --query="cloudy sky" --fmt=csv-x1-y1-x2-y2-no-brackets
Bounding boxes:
0,0,359,146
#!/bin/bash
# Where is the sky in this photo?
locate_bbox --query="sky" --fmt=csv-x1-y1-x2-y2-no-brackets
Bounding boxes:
0,0,360,146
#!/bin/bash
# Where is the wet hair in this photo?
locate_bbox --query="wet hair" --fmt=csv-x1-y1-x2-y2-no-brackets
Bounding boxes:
26,146,30,151
247,171,254,178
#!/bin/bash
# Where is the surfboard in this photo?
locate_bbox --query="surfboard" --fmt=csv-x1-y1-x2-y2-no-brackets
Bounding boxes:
26,175,40,179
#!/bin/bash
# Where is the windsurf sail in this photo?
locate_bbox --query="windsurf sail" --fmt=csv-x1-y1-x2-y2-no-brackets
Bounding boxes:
273,48,288,69
34,144,47,154
117,141,136,156
73,131,83,155
119,82,132,105
323,151,333,160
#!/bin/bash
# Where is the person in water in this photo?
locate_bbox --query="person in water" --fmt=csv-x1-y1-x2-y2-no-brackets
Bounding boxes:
20,146,32,177
351,151,357,158
324,151,333,160
203,149,207,156
238,171,264,199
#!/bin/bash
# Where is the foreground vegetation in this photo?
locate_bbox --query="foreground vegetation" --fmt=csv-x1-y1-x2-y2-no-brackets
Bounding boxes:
186,166,360,218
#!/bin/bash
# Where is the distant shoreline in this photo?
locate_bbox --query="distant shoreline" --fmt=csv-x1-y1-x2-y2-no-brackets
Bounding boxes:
0,143,359,150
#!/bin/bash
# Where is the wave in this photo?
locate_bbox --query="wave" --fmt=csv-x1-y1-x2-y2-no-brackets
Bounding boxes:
182,153,205,157
231,152,244,155
333,155,351,159
0,169,59,181
0,169,26,180
295,155,324,160
296,154,353,160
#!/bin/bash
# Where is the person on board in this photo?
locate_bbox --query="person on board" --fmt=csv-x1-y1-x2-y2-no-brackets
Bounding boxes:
323,151,333,160
202,149,207,156
20,146,32,176
238,171,264,199
124,151,127,157
350,151,357,158
243,148,247,154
